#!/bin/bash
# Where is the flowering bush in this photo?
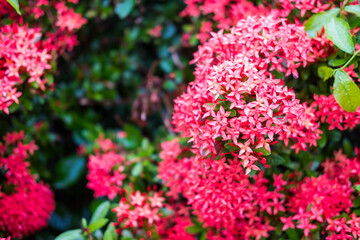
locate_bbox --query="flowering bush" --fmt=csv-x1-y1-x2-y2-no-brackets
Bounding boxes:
1,0,360,240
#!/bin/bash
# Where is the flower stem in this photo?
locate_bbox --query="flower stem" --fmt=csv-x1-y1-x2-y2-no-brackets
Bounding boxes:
340,49,360,70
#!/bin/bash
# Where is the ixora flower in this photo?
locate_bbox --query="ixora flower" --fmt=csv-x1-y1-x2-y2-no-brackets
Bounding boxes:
283,150,360,238
112,190,164,235
158,139,286,240
0,132,55,238
0,24,52,114
87,151,126,200
173,53,321,173
312,94,360,131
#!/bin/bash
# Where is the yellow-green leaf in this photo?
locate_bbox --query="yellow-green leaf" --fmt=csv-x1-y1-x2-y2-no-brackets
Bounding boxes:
345,5,360,17
305,8,340,38
6,0,21,15
333,70,360,112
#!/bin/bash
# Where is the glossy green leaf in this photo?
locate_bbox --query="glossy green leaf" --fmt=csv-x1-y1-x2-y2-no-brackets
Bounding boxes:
185,225,203,234
254,146,271,156
88,218,109,232
305,8,340,38
343,138,353,156
345,5,360,17
328,58,347,67
81,218,87,228
104,223,117,240
318,133,327,148
90,201,110,224
266,154,285,165
6,0,21,15
54,229,83,240
317,65,334,81
131,162,143,177
353,196,360,208
333,70,360,112
115,0,135,19
286,228,300,240
325,17,355,54
54,156,86,189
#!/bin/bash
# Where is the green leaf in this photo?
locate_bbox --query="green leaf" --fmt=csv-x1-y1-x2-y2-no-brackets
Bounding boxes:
328,58,347,67
90,201,110,224
333,69,360,112
266,154,285,165
88,218,109,232
325,17,355,54
115,0,135,19
318,133,327,148
317,65,334,81
54,156,86,189
122,124,142,149
163,79,176,91
185,225,203,234
254,146,271,156
305,8,340,38
286,228,300,240
81,218,87,228
6,0,21,15
353,185,360,191
345,5,360,17
131,162,143,177
160,59,174,73
104,224,117,240
343,138,353,156
353,196,360,208
55,229,83,240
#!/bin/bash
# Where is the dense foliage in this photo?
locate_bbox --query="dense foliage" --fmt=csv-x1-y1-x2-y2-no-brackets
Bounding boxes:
1,0,360,240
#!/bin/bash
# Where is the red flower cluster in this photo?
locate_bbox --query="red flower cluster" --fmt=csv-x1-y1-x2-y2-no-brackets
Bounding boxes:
158,141,360,238
0,132,55,238
87,151,126,200
283,151,360,239
194,16,315,77
156,204,195,240
158,138,199,199
181,0,270,42
312,94,360,131
276,0,335,17
158,139,286,239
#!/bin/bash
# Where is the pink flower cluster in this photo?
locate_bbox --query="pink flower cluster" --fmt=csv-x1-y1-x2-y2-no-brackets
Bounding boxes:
55,2,87,32
0,0,86,114
0,24,52,114
113,190,164,232
181,0,270,42
277,0,335,17
158,139,360,238
193,16,316,78
156,204,195,240
312,94,360,131
87,138,126,200
0,132,55,238
158,139,198,199
173,49,320,172
29,0,86,53
283,151,360,239
158,139,285,239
